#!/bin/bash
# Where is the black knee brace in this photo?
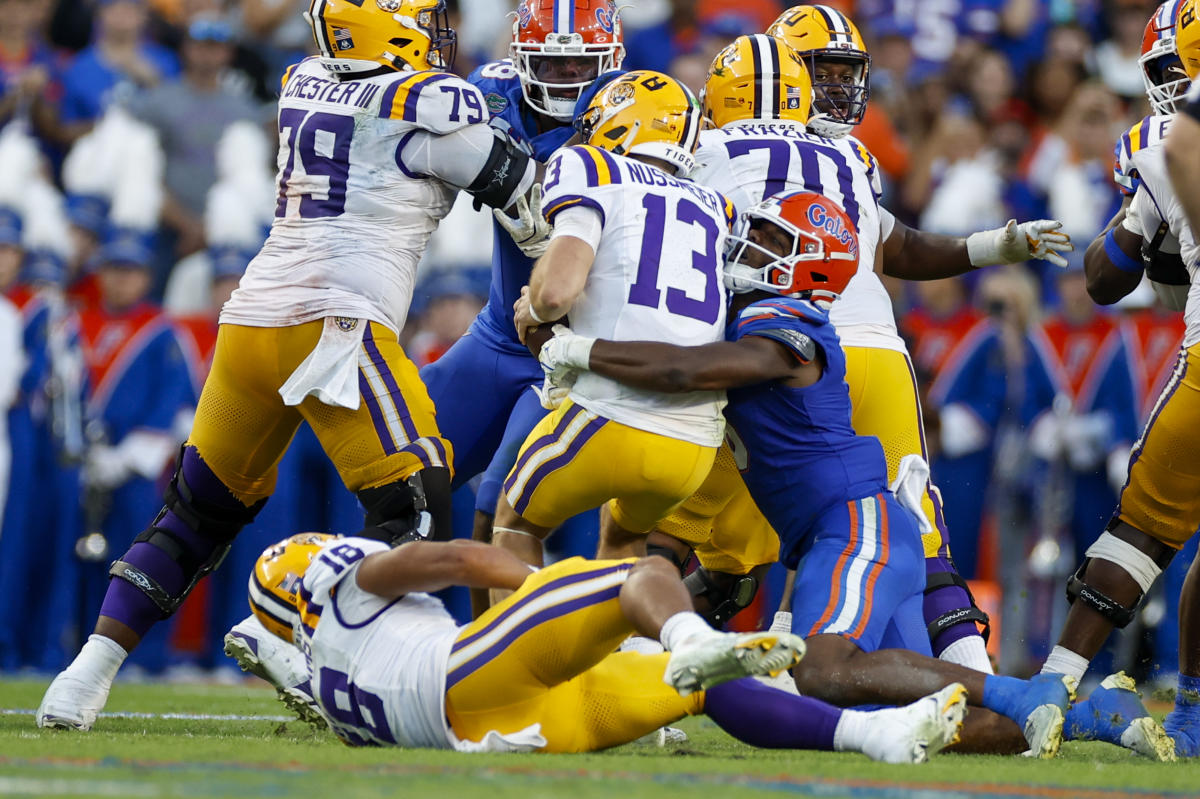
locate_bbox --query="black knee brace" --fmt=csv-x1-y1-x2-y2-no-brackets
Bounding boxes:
357,466,452,546
110,447,265,617
646,541,689,575
925,571,992,644
1065,561,1144,629
683,566,759,627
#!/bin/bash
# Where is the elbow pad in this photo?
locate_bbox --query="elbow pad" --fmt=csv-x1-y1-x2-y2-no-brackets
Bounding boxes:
467,127,532,211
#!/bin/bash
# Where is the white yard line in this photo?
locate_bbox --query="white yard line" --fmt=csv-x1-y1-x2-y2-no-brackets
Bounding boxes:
2,709,292,722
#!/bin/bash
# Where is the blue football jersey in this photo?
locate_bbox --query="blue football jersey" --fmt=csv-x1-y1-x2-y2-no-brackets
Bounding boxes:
467,60,578,353
723,298,889,567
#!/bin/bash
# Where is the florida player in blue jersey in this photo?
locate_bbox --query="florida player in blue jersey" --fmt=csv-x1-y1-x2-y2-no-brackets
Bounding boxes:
420,0,623,605
534,190,1077,757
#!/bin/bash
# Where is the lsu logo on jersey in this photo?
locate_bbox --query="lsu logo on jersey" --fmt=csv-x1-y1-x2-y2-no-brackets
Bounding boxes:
808,200,858,258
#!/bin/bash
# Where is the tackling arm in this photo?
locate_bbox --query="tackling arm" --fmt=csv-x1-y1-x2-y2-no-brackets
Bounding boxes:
578,335,813,393
355,539,533,599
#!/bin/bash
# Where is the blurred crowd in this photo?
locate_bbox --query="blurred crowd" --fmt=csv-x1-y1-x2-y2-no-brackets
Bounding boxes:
0,0,1193,682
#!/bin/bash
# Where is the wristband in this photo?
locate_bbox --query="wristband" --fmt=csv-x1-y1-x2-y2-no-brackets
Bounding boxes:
527,302,548,324
1104,228,1144,274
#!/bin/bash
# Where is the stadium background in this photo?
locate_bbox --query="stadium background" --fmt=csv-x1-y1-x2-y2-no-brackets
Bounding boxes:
0,0,1192,688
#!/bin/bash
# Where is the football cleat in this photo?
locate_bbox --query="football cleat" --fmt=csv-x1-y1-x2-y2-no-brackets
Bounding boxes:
224,615,325,727
1066,672,1175,761
663,631,806,697
36,672,112,731
1017,673,1077,759
858,683,968,764
633,725,690,746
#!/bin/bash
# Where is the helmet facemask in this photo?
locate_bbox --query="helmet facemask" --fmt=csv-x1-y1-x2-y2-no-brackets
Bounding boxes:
1141,45,1190,114
724,213,850,307
804,53,870,138
407,0,457,70
512,34,623,120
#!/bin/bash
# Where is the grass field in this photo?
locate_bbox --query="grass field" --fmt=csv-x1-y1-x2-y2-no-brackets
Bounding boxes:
2,678,1198,799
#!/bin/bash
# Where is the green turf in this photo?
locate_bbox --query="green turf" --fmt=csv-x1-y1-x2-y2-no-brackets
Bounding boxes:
2,678,1198,799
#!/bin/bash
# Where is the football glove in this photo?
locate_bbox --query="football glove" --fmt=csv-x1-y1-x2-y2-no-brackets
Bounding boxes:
534,370,575,410
538,324,595,372
966,219,1074,268
495,183,552,259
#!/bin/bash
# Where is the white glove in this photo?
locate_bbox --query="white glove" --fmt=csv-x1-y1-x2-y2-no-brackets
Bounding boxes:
494,183,552,259
538,324,596,373
966,219,1074,268
85,444,132,491
533,370,575,410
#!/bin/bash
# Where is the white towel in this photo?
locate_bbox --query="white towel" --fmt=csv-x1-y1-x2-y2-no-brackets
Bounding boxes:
889,453,933,536
450,722,547,753
278,316,364,410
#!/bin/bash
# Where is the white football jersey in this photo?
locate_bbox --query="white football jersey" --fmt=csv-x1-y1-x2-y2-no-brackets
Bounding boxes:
1120,133,1200,346
541,145,731,447
297,537,460,749
221,57,494,333
692,120,900,351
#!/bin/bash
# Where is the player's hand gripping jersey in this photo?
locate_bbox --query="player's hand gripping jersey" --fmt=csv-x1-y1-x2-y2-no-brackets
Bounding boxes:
692,122,892,349
223,58,532,334
540,144,733,446
296,537,465,749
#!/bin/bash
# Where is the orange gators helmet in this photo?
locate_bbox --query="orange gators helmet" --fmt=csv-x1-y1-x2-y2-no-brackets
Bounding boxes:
703,34,813,128
577,70,702,176
725,191,858,305
511,0,624,121
767,5,870,138
306,0,457,73
249,533,339,643
1141,0,1190,114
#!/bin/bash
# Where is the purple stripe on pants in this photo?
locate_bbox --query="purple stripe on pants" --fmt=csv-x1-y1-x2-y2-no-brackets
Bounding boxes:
502,404,584,496
359,369,399,455
511,414,607,516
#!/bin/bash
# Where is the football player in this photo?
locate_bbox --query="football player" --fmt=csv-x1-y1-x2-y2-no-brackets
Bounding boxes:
246,531,966,762
535,189,1077,758
419,0,624,610
662,17,1072,675
493,71,731,573
1045,0,1200,760
37,0,540,730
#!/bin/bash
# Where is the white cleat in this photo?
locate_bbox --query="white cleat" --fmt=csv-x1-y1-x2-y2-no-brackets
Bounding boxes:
859,683,969,764
1022,704,1066,760
664,631,806,697
633,725,690,746
223,615,324,727
36,672,111,731
1123,716,1177,762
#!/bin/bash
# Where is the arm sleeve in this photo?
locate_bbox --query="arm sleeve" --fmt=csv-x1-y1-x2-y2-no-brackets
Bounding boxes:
550,204,603,252
879,204,897,242
399,123,534,206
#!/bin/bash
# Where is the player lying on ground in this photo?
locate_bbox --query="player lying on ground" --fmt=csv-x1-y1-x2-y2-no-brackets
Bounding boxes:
234,532,965,761
532,190,1081,757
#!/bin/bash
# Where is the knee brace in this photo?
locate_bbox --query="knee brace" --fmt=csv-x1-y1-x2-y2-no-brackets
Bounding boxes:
1065,530,1172,628
925,570,992,644
684,566,759,627
646,540,689,575
357,466,452,545
110,446,265,617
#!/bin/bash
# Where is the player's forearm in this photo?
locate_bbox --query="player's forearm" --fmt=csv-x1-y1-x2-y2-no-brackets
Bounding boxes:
1084,212,1143,305
356,541,529,597
529,236,592,320
588,340,769,392
1167,113,1200,236
880,223,973,281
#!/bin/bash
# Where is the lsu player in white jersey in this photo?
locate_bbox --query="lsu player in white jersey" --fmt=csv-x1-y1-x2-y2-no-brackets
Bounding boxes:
1044,0,1200,760
38,0,539,731
490,71,735,572
659,15,1072,674
245,532,972,761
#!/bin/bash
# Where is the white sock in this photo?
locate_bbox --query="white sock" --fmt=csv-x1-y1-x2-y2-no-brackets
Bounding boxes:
1041,646,1090,683
832,708,868,752
618,635,666,656
659,611,715,651
940,636,994,674
69,635,128,684
769,611,793,634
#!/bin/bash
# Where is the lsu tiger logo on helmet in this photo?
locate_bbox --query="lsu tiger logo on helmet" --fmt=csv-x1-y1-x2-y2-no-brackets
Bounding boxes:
703,34,813,128
767,5,870,138
576,70,702,176
306,0,457,73
511,0,625,121
724,191,858,305
1141,0,1190,114
1175,0,1200,81
248,533,339,643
